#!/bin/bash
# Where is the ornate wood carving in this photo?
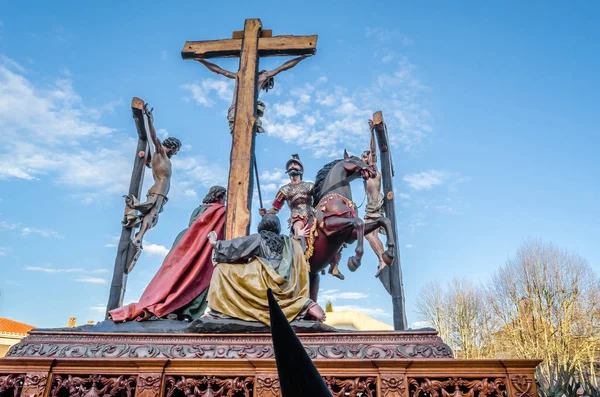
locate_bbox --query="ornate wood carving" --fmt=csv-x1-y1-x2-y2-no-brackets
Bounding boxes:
164,376,253,397
50,374,136,397
8,331,453,360
408,377,507,397
255,374,280,397
323,377,377,397
21,373,48,397
136,374,162,397
510,375,534,397
381,375,406,397
0,374,25,397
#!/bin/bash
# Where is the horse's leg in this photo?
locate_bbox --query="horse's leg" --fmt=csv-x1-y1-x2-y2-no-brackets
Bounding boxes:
322,216,364,271
309,271,320,302
347,218,365,272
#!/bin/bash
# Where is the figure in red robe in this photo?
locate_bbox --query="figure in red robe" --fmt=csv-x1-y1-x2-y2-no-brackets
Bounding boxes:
109,186,226,322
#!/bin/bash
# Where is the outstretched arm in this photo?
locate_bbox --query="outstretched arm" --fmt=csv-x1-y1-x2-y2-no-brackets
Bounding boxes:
144,104,164,156
263,55,310,79
195,59,236,79
369,125,377,166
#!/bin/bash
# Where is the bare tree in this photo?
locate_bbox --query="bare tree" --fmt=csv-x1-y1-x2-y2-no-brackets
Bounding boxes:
488,239,600,390
415,239,600,392
416,278,494,359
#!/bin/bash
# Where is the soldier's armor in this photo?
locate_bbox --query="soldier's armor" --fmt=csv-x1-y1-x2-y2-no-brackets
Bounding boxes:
273,181,315,221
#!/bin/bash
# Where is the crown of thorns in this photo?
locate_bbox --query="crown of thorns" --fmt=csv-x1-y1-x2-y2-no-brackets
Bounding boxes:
162,137,182,150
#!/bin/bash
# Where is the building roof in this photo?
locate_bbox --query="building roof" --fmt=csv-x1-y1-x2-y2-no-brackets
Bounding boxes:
0,318,35,337
325,310,393,331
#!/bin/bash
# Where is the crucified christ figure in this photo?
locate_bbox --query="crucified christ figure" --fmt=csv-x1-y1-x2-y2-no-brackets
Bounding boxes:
195,55,310,133
122,104,182,274
362,120,389,278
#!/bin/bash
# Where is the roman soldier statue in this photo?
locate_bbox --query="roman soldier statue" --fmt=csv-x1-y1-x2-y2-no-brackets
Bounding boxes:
259,154,345,280
259,154,314,238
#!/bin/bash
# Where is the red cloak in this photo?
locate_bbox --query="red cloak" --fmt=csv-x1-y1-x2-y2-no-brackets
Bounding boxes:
109,203,226,322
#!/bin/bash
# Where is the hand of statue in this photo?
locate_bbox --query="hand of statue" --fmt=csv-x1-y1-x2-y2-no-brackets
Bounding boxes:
208,231,218,246
144,103,154,124
297,223,311,238
138,151,145,158
258,208,267,216
368,119,374,129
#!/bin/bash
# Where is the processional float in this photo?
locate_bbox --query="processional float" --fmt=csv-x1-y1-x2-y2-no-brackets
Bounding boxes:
0,19,540,397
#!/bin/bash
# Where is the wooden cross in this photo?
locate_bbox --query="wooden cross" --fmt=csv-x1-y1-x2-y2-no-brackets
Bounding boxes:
181,19,317,238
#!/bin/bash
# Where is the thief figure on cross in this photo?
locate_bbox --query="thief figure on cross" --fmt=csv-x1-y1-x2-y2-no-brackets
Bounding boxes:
122,104,181,273
195,55,309,134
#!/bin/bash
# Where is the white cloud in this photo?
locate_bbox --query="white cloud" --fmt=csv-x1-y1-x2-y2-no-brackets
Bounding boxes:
142,242,170,258
403,170,450,191
5,280,24,286
0,246,8,256
273,101,298,118
74,277,107,285
88,304,107,313
405,244,413,249
1,221,63,238
260,168,285,183
411,321,432,329
333,305,391,318
320,290,369,302
25,266,108,274
181,78,234,107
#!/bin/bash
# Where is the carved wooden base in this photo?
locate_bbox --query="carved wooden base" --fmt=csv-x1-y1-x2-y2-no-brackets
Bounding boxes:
0,359,540,397
0,330,540,397
6,329,452,360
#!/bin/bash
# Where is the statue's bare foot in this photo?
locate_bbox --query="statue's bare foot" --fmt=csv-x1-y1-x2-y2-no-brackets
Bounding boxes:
306,303,326,322
328,263,345,280
201,312,219,320
139,309,153,321
375,261,389,278
126,242,143,274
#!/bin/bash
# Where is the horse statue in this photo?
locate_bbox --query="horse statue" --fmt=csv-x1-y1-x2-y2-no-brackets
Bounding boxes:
305,150,396,301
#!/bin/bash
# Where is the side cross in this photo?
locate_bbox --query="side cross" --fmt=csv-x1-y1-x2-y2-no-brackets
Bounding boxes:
182,18,317,238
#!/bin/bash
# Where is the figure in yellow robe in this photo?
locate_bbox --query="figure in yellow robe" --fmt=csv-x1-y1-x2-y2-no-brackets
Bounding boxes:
206,214,326,325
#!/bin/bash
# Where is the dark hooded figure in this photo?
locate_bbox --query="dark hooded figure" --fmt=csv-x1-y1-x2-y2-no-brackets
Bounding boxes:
267,289,332,397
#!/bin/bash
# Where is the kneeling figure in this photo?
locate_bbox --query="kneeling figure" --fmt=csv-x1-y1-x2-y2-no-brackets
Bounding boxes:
206,214,325,325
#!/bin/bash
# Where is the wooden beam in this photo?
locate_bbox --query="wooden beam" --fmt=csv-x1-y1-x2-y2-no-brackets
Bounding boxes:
225,19,261,239
372,111,408,331
232,29,272,39
181,35,318,59
105,97,151,317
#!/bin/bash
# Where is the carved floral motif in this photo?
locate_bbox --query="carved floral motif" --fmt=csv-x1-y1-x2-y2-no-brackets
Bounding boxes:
510,375,534,397
323,377,377,397
22,374,48,397
164,376,253,397
136,374,162,397
0,374,25,397
255,375,280,397
381,376,406,397
408,377,507,397
50,374,136,397
7,332,453,360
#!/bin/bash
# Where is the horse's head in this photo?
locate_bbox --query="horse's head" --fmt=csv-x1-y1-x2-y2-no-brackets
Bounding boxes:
343,150,376,181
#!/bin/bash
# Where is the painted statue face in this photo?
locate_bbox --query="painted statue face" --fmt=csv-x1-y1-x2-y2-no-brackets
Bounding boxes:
288,163,302,171
361,153,369,163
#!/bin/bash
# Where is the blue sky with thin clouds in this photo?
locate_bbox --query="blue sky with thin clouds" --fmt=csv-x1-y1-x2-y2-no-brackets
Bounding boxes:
0,1,599,328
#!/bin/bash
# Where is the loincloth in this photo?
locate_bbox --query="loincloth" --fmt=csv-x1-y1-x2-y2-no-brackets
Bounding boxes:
228,101,265,134
364,193,386,235
122,193,168,228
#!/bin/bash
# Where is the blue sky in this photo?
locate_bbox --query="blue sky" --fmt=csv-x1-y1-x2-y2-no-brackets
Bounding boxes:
0,1,598,328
